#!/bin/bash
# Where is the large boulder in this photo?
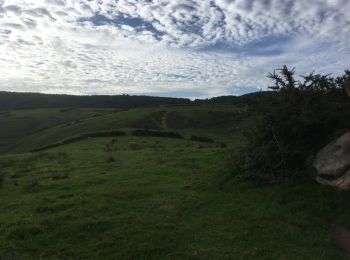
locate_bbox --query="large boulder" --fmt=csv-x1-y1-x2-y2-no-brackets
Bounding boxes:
313,132,350,190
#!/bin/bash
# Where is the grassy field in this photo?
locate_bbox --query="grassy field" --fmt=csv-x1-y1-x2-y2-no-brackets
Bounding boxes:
1,136,350,259
0,108,117,154
1,102,350,259
1,104,248,154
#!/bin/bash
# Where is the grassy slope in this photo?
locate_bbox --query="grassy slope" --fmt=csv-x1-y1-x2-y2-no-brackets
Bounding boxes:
1,99,350,259
0,108,117,153
5,104,247,154
0,136,347,259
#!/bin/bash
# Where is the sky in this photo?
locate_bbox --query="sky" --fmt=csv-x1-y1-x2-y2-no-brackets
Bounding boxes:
0,0,349,98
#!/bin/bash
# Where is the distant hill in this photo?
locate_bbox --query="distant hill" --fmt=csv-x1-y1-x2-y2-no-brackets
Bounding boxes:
0,92,191,110
194,91,278,113
0,91,277,110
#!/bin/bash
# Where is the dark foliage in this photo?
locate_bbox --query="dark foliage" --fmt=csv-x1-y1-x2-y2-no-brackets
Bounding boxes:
51,172,69,180
190,135,215,143
237,66,350,180
193,92,279,112
0,92,190,110
0,174,3,188
31,130,126,152
0,90,280,112
131,129,183,139
218,142,227,148
194,95,238,104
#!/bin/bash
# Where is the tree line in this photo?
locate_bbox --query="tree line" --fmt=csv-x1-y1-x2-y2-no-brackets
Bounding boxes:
0,92,191,110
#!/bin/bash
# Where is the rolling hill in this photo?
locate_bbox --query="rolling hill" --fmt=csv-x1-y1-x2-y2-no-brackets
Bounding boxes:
1,91,349,259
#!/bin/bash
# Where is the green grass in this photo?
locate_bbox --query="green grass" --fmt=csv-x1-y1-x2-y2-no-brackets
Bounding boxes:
4,104,245,154
0,108,117,153
1,102,349,259
0,136,348,259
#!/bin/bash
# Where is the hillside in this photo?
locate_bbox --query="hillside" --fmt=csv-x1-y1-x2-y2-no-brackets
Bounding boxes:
1,0,349,257
0,108,117,154
15,105,248,153
0,92,191,110
1,91,350,259
0,91,276,155
0,103,256,155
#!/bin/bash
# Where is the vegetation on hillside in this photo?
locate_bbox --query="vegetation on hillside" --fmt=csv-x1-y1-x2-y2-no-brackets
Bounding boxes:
0,92,191,110
0,104,243,154
1,72,350,258
0,108,120,154
236,66,350,180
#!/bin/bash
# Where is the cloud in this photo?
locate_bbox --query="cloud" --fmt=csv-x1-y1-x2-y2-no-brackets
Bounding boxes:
0,0,349,98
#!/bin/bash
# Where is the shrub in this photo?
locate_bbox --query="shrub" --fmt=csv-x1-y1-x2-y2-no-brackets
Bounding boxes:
131,129,183,139
51,172,69,180
218,142,227,148
190,135,215,143
0,174,4,188
31,130,126,152
237,66,350,180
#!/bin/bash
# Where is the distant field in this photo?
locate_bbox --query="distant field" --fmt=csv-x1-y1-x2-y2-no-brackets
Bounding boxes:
0,108,117,154
0,136,348,259
0,104,250,154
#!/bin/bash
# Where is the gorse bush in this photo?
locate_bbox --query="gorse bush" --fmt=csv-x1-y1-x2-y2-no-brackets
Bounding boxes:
190,135,215,143
32,131,126,152
0,174,4,188
237,66,350,180
131,129,183,139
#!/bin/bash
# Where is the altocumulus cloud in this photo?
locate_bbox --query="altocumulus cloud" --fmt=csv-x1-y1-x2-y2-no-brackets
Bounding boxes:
0,0,349,98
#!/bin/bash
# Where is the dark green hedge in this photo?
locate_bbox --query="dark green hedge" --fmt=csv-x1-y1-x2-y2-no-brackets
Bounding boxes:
31,130,126,152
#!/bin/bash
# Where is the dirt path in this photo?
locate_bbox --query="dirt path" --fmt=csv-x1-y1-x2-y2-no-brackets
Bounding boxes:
160,111,168,129
333,224,350,259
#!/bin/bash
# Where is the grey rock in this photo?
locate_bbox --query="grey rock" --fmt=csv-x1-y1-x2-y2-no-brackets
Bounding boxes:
313,132,350,190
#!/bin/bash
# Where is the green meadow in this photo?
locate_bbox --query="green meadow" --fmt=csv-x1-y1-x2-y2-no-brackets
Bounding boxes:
0,97,350,259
